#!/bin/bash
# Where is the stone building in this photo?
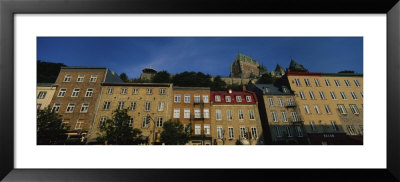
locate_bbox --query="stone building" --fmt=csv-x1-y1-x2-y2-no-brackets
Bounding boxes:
210,88,263,145
172,87,212,145
140,67,157,80
230,53,267,78
270,64,286,77
36,83,57,110
87,83,173,144
287,71,363,144
48,67,123,144
248,83,308,144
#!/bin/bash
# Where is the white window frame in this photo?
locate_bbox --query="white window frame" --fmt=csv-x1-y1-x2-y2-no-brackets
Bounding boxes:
107,88,113,94
246,96,252,102
66,103,75,113
304,78,311,86
100,117,107,127
156,117,163,127
287,98,294,106
121,88,127,95
249,110,255,120
142,117,149,128
173,108,180,118
354,80,361,87
324,104,332,114
203,108,210,119
103,101,111,110
63,74,72,82
85,88,93,97
52,103,61,113
215,95,221,102
294,78,301,86
217,127,223,139
226,110,233,120
184,94,190,103
295,126,303,137
286,126,293,137
314,105,321,114
158,102,164,111
194,94,201,103
347,125,357,135
310,121,316,131
236,96,242,102
204,124,210,135
89,75,97,82
304,105,311,114
71,88,80,97
314,78,320,87
278,98,284,107
240,127,246,139
331,121,338,131
251,127,258,139
268,98,274,106
225,96,231,102
281,112,288,122
174,94,181,103
338,104,347,114
194,108,201,118
129,118,134,127
160,88,166,95
184,108,190,119
351,92,358,100
350,104,360,114
275,126,282,137
291,112,299,122
146,88,153,95
132,88,139,94
216,109,222,120
77,75,84,82
117,101,125,110
238,110,244,120
334,79,341,87
228,127,234,139
344,80,351,87
80,103,89,113
340,91,347,100
195,124,201,135
58,88,67,97
299,91,306,100
319,91,326,100
37,91,47,99
330,91,337,100
130,102,136,110
75,120,84,130
272,111,278,122
309,91,316,100
203,95,209,103
145,102,151,111
325,79,331,86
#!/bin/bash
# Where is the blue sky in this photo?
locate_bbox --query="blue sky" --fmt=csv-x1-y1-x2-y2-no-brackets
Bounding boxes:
37,37,363,78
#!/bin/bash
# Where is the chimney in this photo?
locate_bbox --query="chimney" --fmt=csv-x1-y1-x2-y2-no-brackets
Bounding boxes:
228,89,232,94
242,85,247,92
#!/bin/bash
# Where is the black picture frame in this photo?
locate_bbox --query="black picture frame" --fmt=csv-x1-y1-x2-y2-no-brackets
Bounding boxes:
1,0,399,181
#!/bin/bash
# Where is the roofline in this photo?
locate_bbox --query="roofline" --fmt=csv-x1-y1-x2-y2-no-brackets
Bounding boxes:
173,87,210,90
102,82,172,87
287,71,363,77
61,67,107,69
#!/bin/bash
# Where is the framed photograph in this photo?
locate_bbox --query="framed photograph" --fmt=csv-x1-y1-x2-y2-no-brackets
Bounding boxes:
1,0,399,181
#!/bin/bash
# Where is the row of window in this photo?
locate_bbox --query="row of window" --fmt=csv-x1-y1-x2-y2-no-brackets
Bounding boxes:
173,108,210,119
63,74,97,83
273,125,303,138
107,88,166,95
99,116,164,128
267,98,295,107
62,119,85,130
302,104,360,115
52,103,89,113
174,94,209,103
271,111,299,122
309,121,339,131
214,109,256,120
308,121,363,135
214,95,252,103
298,90,363,100
37,91,47,99
294,78,361,88
103,101,165,112
216,126,258,139
57,88,94,97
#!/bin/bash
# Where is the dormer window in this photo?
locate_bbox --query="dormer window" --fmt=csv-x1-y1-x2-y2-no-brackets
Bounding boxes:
225,96,231,102
215,95,221,102
263,87,269,93
236,96,242,102
283,87,289,93
246,96,252,102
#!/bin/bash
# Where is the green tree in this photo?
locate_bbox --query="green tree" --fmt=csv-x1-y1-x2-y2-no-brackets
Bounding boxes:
172,71,212,87
152,70,172,83
96,109,142,145
210,76,226,91
160,119,191,145
37,60,66,83
256,73,278,84
37,107,68,145
119,72,129,83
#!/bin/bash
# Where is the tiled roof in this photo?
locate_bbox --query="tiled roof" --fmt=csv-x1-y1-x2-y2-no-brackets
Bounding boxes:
211,90,258,104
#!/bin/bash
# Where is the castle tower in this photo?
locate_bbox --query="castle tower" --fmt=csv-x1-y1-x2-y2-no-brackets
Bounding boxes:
230,53,261,78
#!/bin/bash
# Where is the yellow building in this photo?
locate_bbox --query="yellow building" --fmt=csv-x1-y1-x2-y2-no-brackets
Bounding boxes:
210,89,263,145
248,83,308,144
36,83,57,110
87,83,173,144
287,72,363,144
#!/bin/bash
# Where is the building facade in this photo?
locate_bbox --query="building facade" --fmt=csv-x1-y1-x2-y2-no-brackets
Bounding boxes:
248,83,308,144
87,83,173,144
37,83,57,110
48,67,122,143
210,89,263,145
172,87,212,145
287,72,363,144
230,53,267,78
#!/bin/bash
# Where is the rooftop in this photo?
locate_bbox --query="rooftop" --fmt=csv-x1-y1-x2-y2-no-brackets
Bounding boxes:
102,82,171,87
211,90,258,104
252,83,292,95
173,87,210,90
